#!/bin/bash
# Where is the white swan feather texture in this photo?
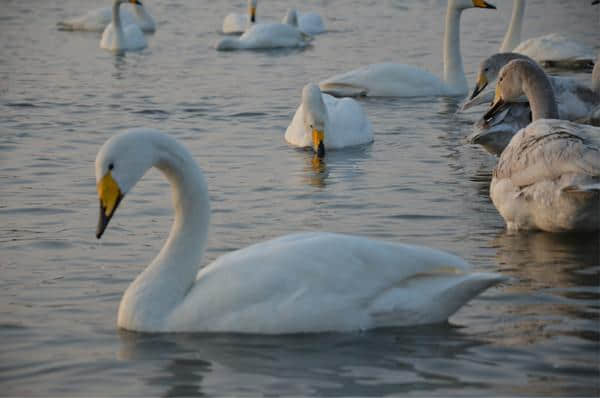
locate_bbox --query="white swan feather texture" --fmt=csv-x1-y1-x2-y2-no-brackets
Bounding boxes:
466,53,600,155
95,129,506,333
282,8,326,35
285,83,373,156
485,59,600,231
100,0,147,52
222,0,257,34
318,0,497,97
216,23,311,51
58,0,155,33
500,0,596,69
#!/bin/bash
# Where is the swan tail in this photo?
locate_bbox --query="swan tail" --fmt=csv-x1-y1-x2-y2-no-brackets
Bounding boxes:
368,272,507,327
319,82,368,97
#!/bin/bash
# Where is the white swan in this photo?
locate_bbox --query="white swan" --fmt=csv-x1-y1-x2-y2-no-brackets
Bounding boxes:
216,23,311,51
285,84,373,158
282,8,326,35
484,59,600,232
100,0,147,52
318,0,496,97
466,53,600,155
500,0,596,69
58,0,155,33
222,0,257,34
95,129,506,333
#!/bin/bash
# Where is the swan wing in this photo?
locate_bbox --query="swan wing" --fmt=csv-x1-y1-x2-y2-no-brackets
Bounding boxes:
167,232,502,333
58,7,112,31
514,33,595,67
298,12,325,35
236,23,309,49
494,119,600,187
323,94,373,148
319,63,445,97
551,76,599,120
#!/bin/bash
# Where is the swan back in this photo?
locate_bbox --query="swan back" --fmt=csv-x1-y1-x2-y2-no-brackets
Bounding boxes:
216,23,309,51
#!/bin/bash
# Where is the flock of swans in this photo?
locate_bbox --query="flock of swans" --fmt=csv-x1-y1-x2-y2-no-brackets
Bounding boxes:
59,0,599,334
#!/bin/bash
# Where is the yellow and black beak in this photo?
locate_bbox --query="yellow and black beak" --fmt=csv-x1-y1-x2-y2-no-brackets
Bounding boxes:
473,0,496,9
96,171,124,239
130,0,143,6
312,128,325,158
483,87,507,121
470,74,488,100
249,6,256,23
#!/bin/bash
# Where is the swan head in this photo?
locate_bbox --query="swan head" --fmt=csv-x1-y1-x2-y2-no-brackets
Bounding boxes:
283,9,299,27
95,129,160,239
302,83,327,158
114,0,143,6
484,59,537,121
470,53,535,100
248,0,257,23
450,0,496,10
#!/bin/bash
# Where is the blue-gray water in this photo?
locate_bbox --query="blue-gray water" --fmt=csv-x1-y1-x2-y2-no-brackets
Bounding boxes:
1,0,599,396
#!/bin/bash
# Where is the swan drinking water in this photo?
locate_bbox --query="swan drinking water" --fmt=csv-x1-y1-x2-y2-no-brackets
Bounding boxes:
95,129,506,333
282,8,326,35
285,84,373,158
100,0,147,52
318,0,496,97
484,59,600,232
58,0,156,33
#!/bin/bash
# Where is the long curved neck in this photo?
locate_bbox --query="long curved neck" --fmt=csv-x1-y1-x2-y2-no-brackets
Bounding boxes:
443,3,467,93
499,0,525,52
112,1,124,43
522,63,559,120
592,55,600,96
132,4,152,24
118,134,210,331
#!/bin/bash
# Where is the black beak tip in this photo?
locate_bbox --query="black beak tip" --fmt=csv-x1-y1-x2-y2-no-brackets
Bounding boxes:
317,142,325,158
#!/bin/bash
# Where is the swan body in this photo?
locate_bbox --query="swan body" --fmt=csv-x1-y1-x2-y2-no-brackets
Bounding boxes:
319,0,496,97
58,0,155,33
95,129,506,333
466,53,600,155
285,84,373,156
485,59,600,231
500,0,596,69
282,8,326,35
222,0,257,34
216,23,310,51
100,0,147,52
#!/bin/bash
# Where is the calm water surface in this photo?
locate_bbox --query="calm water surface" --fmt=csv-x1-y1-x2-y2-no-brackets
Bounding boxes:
1,0,599,396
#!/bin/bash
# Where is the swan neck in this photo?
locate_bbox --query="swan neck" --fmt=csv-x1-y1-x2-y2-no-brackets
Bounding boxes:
522,65,559,120
443,5,467,92
112,1,124,38
592,57,600,96
500,0,525,52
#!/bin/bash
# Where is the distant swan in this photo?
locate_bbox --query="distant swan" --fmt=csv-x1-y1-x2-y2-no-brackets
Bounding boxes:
95,129,506,333
500,0,596,69
222,0,257,34
484,59,600,232
466,53,600,155
282,8,326,35
58,0,155,33
216,23,311,51
318,0,496,97
100,0,147,52
285,83,373,158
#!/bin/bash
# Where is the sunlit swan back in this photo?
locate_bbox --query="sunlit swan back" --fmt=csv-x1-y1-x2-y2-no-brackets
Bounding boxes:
216,23,311,51
484,59,600,231
58,0,156,33
319,0,496,97
100,0,147,52
222,0,257,34
95,129,506,333
282,8,326,35
285,83,373,157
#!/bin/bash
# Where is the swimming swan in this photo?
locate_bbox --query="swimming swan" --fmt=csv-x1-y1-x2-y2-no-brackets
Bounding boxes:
282,8,326,35
285,84,373,158
484,59,600,231
222,0,257,34
318,0,496,97
216,23,311,51
100,0,147,52
95,129,506,333
58,0,155,33
466,53,600,155
500,0,596,69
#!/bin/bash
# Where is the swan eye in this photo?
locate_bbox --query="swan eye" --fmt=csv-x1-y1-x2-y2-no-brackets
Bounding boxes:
484,67,489,72
108,163,114,171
